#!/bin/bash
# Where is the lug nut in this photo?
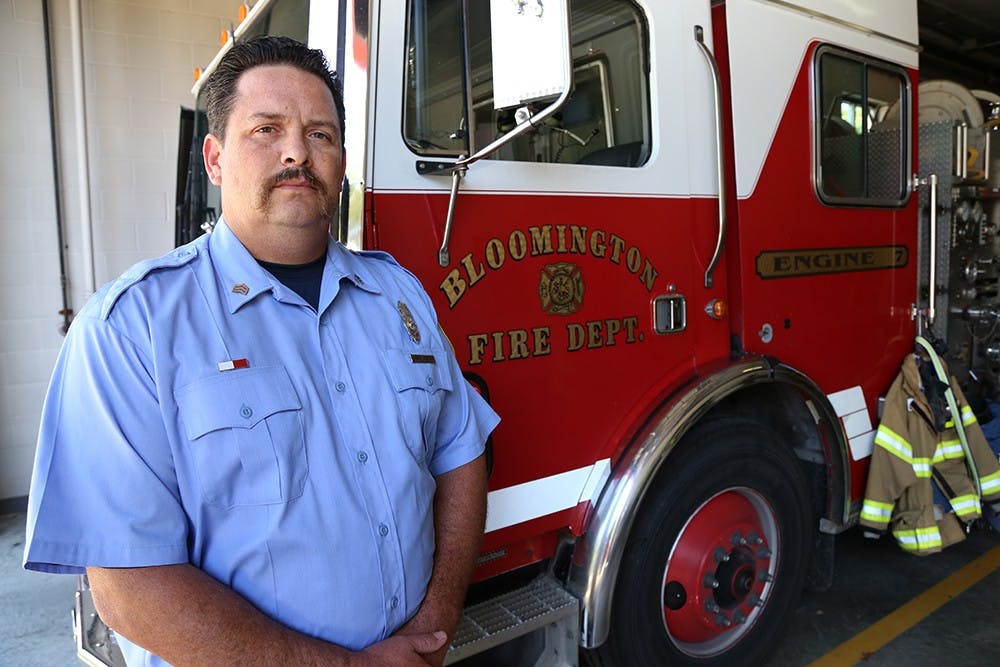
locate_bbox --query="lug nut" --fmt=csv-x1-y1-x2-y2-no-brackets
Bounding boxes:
757,570,774,583
732,609,746,624
757,546,772,558
713,547,730,563
704,599,721,613
747,592,764,608
714,612,732,627
730,531,747,546
748,531,763,545
703,574,720,589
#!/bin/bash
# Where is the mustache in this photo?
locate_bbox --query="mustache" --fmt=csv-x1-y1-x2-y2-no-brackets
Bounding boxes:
265,166,326,194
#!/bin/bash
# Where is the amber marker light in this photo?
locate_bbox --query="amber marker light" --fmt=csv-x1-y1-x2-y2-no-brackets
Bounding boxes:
193,67,202,82
238,3,249,22
705,298,726,320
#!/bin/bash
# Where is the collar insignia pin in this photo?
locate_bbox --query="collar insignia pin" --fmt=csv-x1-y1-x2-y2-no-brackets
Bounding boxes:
232,283,250,295
397,301,421,344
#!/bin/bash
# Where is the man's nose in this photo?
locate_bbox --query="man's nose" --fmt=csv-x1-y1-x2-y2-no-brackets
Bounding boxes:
281,134,311,166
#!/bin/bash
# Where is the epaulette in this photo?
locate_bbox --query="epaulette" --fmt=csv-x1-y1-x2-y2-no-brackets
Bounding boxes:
349,247,400,266
99,245,199,320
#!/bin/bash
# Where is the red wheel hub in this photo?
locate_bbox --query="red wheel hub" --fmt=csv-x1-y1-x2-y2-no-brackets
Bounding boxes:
661,489,776,647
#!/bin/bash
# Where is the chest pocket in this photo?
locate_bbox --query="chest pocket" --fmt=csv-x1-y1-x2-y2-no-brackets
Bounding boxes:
175,366,307,508
381,348,453,462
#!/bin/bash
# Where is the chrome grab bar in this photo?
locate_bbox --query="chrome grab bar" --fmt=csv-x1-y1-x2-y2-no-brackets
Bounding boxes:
694,25,727,289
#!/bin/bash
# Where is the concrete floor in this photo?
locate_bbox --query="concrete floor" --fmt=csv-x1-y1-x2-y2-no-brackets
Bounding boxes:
764,527,1000,666
3,509,1000,667
1,513,77,667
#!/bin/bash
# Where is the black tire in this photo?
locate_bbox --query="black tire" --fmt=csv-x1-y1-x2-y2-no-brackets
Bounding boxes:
588,417,813,666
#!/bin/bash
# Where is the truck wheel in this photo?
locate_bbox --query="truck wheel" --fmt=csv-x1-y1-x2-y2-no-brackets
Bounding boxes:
589,417,813,666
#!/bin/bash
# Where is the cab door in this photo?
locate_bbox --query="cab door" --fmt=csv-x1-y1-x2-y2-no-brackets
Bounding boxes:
367,0,730,558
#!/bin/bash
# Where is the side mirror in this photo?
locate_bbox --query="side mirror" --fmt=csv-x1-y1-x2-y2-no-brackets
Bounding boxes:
491,0,572,111
460,0,573,167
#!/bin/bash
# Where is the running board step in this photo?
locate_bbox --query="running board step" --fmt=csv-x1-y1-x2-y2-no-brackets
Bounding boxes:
445,576,580,665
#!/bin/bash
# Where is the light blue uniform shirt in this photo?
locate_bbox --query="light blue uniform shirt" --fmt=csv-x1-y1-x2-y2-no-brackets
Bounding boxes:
24,219,499,664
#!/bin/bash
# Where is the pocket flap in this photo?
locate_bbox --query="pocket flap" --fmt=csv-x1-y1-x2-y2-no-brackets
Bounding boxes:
382,348,454,393
175,366,301,440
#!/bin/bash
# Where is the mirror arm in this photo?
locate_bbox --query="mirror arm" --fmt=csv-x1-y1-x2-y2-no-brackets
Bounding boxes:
456,84,575,169
438,159,468,267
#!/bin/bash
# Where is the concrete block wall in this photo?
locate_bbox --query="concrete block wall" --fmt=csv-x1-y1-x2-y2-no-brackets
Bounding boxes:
0,0,240,505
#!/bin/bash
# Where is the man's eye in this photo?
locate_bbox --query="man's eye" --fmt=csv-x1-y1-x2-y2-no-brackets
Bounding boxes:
256,126,275,134
310,131,331,141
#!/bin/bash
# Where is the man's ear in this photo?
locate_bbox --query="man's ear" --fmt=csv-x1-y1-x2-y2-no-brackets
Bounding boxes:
203,133,224,186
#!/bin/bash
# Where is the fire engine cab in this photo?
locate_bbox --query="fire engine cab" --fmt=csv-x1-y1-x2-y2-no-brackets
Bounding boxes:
75,0,1000,665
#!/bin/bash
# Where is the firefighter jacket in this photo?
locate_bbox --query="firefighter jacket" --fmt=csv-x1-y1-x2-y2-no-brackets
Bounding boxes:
861,353,1000,555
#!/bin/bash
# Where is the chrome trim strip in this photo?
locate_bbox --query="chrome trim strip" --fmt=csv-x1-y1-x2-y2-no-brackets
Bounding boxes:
568,358,850,648
758,0,920,51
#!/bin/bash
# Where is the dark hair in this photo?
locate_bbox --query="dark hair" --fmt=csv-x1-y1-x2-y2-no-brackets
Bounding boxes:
202,35,345,146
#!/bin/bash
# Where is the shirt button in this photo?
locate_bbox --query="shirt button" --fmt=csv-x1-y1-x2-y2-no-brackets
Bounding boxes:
240,405,253,419
379,523,389,537
335,381,346,392
358,451,368,463
425,376,433,386
390,596,399,609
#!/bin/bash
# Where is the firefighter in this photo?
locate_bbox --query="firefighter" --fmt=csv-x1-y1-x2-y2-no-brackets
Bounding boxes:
23,36,498,666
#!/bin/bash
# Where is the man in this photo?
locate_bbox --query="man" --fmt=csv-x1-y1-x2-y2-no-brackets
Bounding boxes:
24,36,499,666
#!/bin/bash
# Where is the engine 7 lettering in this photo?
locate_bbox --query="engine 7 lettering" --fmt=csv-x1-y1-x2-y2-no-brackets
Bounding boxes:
441,225,660,308
467,316,642,365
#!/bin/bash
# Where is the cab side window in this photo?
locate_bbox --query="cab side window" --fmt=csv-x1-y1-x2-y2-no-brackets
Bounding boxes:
404,0,651,167
815,47,909,205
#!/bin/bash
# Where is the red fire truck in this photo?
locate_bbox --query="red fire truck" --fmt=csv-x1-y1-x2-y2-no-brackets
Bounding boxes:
76,0,1000,665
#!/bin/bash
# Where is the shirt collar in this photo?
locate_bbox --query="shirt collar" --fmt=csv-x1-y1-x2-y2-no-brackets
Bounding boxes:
209,218,381,314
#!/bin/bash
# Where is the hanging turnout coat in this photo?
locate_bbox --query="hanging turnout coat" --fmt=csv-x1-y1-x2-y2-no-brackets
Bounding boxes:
861,353,1000,555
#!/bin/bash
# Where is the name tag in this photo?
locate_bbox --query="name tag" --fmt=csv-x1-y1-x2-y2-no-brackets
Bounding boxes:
410,354,436,364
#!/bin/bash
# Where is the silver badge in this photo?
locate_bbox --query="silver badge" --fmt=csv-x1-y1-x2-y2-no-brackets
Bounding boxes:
397,301,421,344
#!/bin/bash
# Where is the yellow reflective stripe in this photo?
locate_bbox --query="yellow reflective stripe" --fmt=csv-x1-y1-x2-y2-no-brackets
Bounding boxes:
935,440,964,461
861,500,893,525
875,426,913,463
912,457,933,478
962,405,977,426
980,470,1000,495
950,494,981,518
894,526,943,551
945,418,955,429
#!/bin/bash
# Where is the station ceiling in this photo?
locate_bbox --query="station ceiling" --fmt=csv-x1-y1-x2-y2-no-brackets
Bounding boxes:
918,0,1000,94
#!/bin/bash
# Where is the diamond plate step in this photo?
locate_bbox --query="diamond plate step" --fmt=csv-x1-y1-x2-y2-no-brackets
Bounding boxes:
445,577,580,665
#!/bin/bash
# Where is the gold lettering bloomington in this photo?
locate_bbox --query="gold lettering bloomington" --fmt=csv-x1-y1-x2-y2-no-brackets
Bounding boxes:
754,245,908,280
440,226,659,308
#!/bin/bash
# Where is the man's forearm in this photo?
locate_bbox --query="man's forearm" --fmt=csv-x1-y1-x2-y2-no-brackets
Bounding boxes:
88,564,449,666
88,563,354,666
396,453,488,662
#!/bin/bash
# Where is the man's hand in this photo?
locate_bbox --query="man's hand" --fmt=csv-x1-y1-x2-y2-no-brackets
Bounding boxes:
393,454,488,666
355,631,449,666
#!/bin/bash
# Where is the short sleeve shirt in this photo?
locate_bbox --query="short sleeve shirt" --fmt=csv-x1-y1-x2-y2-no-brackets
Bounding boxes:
23,219,499,662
